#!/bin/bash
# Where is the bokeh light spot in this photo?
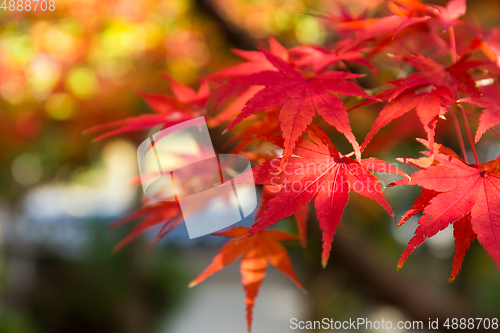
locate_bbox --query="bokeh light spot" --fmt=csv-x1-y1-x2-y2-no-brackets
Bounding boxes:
167,57,198,84
66,67,98,99
0,82,26,105
45,93,76,120
295,16,324,44
26,54,61,97
12,153,43,186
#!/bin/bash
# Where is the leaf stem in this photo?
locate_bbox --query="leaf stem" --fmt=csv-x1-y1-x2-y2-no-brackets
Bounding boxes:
449,27,457,64
463,108,500,140
486,154,500,173
459,103,481,168
344,151,355,158
450,107,468,164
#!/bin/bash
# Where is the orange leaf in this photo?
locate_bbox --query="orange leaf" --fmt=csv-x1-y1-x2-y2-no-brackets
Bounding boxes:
189,226,305,332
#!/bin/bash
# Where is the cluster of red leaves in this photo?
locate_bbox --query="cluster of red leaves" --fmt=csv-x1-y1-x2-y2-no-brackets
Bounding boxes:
86,74,210,140
248,125,405,267
88,0,500,330
390,139,500,281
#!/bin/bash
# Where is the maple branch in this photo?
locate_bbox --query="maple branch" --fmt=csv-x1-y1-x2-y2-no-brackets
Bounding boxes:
308,227,492,333
192,0,256,50
451,107,468,163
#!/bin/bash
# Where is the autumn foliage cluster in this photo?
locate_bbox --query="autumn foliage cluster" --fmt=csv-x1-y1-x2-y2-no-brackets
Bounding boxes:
88,0,500,330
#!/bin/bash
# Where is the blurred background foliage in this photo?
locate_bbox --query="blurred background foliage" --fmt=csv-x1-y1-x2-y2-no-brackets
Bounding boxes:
1,0,500,332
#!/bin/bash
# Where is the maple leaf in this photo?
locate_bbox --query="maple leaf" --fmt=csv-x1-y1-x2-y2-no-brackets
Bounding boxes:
397,189,440,227
361,52,488,152
225,49,374,169
221,107,282,153
393,53,486,98
460,83,500,143
428,0,467,30
109,158,232,252
392,146,500,280
256,185,309,247
319,4,372,40
290,44,376,74
189,226,306,332
354,15,430,44
360,112,428,155
324,3,369,26
461,95,500,143
108,200,183,252
335,0,429,42
481,27,500,69
86,75,209,140
209,38,289,122
361,84,455,152
394,137,463,171
209,38,288,82
450,214,475,281
247,125,405,266
342,0,466,45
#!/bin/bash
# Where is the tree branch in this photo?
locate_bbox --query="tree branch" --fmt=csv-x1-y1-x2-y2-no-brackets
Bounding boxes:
307,227,491,333
192,0,257,50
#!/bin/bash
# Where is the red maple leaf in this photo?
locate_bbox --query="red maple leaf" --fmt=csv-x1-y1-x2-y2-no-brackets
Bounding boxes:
361,52,488,152
109,158,233,252
255,184,309,247
324,3,369,25
450,214,476,281
320,4,371,38
361,112,430,155
108,200,183,252
341,0,465,45
290,43,376,74
220,107,282,153
189,226,306,332
225,49,374,169
247,125,405,266
209,38,289,122
394,137,463,170
335,0,428,42
361,84,455,152
392,144,500,280
393,53,486,97
460,83,500,143
428,0,467,30
481,27,500,69
209,38,288,82
86,75,209,140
